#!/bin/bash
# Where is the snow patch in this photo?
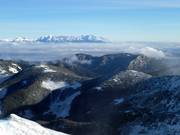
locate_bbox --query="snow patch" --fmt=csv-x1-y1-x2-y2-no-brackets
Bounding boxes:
41,80,81,91
70,82,82,89
12,63,22,70
8,66,18,74
95,87,103,91
0,68,6,74
113,98,124,105
36,64,56,73
45,91,81,118
41,80,68,91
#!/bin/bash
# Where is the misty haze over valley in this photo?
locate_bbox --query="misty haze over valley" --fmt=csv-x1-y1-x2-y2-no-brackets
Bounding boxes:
0,37,179,61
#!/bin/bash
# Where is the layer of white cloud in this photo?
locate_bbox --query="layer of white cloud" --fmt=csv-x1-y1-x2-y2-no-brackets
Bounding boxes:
0,42,175,61
127,46,166,58
140,47,165,58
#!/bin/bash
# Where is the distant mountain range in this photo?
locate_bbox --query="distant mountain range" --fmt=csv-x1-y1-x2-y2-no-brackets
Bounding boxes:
0,35,108,44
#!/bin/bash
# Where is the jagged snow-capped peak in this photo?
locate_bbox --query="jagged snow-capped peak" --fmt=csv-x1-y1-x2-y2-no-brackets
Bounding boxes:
36,35,108,43
0,114,68,135
0,35,108,44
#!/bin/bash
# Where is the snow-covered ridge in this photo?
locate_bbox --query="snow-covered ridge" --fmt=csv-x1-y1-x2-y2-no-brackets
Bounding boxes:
104,70,152,87
0,114,68,135
36,64,56,73
0,35,108,44
37,35,108,43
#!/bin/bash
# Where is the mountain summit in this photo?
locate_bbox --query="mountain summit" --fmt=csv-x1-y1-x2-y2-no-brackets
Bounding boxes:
37,35,108,43
0,35,108,44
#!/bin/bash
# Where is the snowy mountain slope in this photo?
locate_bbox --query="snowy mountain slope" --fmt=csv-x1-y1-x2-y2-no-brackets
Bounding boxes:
12,78,93,120
0,114,68,135
128,55,180,76
102,70,152,88
31,74,180,135
68,70,152,123
129,76,180,113
106,75,180,135
0,63,86,115
128,55,167,75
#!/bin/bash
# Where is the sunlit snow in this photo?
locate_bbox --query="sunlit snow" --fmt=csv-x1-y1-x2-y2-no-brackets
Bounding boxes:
41,79,81,91
0,114,68,135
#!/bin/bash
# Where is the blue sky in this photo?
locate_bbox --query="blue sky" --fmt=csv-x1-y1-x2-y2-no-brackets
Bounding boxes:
0,0,180,42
